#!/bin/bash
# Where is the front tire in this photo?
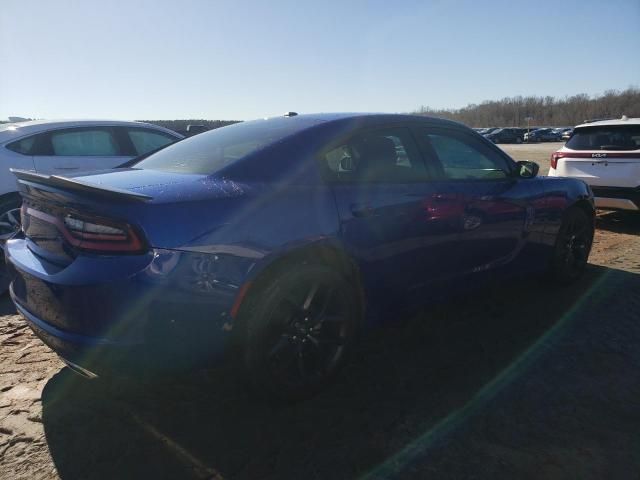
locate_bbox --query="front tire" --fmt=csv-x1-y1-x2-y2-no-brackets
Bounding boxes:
549,207,594,283
240,264,360,401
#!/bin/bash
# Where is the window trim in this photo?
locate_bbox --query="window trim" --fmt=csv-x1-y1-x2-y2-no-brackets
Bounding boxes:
412,125,516,182
315,124,432,185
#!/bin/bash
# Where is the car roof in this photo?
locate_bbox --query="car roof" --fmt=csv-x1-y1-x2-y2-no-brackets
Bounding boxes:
0,119,182,142
575,117,640,129
258,112,466,129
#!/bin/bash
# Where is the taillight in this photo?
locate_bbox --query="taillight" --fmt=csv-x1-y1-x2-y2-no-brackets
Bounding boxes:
25,207,146,253
63,213,145,253
551,150,640,170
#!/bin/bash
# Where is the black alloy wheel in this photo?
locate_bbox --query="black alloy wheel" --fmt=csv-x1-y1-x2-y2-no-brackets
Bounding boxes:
242,264,359,401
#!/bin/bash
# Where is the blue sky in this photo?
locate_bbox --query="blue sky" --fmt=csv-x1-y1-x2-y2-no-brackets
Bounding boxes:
1,0,638,120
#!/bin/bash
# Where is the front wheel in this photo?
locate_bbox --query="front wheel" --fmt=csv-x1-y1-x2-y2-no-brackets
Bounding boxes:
549,207,594,283
240,264,360,401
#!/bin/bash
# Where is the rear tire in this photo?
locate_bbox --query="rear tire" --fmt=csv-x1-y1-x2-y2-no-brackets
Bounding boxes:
549,207,594,284
240,264,360,401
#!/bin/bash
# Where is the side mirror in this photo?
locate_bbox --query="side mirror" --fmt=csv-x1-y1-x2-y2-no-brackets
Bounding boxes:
515,160,539,179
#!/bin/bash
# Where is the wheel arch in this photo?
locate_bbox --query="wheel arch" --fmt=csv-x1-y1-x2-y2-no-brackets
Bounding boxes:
232,241,366,327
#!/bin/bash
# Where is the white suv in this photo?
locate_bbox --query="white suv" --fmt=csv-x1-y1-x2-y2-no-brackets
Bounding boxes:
548,116,640,211
0,119,182,239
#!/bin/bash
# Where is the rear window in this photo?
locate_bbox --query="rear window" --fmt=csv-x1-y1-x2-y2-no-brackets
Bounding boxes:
134,118,315,174
127,128,176,155
566,125,640,151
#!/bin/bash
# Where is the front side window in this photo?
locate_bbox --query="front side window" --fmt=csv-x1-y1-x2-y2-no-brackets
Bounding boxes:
421,130,510,180
50,129,119,156
321,127,428,183
128,129,176,155
566,125,640,151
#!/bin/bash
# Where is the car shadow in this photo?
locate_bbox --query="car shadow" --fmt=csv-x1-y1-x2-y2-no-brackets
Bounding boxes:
41,264,633,479
596,210,640,234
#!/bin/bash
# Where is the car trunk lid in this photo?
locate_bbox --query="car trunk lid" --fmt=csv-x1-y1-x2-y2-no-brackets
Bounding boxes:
12,168,252,265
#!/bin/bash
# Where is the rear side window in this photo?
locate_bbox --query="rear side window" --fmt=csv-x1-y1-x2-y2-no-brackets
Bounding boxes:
321,127,428,183
127,129,176,155
6,135,37,155
50,129,119,156
566,125,640,151
419,129,510,180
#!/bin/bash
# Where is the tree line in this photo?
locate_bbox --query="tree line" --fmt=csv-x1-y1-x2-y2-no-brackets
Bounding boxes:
6,88,638,131
414,87,640,128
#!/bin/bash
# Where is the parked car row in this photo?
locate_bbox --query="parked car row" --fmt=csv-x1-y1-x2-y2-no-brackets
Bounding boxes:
473,126,573,144
4,113,596,400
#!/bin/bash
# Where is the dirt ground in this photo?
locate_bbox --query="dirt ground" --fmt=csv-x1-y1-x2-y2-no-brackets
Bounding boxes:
2,144,640,479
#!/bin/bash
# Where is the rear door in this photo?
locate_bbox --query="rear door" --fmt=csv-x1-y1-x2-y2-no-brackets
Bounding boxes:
413,126,532,274
325,125,461,311
33,127,130,174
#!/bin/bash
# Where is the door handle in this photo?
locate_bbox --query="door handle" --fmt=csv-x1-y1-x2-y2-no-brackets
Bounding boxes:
351,203,377,218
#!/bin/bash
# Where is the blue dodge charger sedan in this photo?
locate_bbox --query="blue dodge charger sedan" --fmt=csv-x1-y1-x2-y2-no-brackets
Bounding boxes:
6,113,594,400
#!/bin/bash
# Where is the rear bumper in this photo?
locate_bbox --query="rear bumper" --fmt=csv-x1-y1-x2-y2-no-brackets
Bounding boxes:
11,288,134,377
591,186,640,211
6,238,249,376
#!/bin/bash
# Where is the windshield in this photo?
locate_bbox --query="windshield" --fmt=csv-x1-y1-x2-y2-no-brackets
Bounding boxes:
566,125,640,151
134,118,316,174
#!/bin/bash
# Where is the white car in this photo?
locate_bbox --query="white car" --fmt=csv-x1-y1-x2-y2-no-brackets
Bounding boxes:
0,119,182,240
548,116,640,211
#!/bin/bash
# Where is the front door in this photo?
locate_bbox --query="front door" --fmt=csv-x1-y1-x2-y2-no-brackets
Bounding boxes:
413,127,532,275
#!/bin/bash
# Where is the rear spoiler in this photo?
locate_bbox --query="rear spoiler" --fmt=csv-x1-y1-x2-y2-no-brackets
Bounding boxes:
10,169,152,202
